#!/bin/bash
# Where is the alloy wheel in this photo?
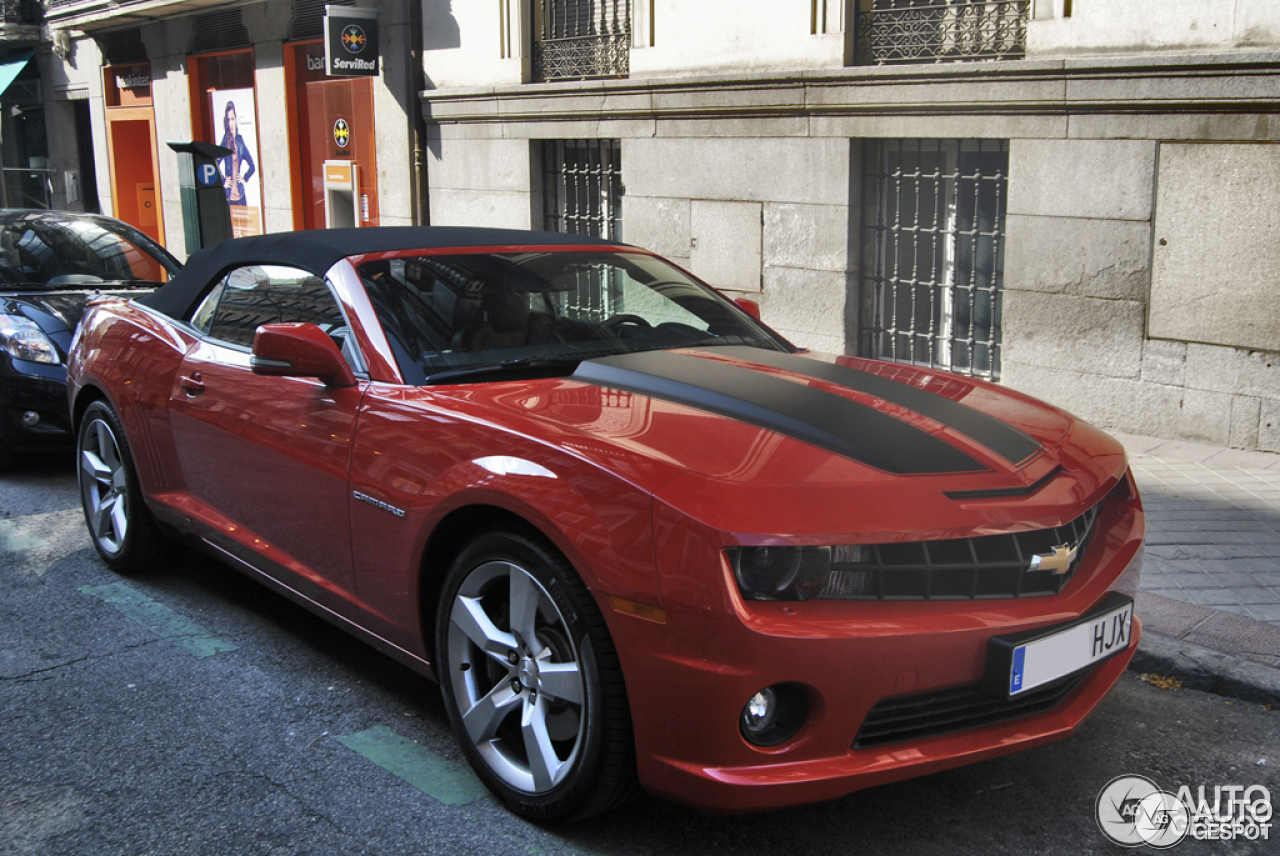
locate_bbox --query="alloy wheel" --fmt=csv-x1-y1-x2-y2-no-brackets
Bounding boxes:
79,415,129,556
445,558,587,793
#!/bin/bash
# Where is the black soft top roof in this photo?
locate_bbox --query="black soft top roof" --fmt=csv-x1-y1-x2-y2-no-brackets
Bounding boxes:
138,226,624,320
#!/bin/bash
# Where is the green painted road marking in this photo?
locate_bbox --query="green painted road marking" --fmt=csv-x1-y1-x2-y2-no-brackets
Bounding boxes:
79,582,239,659
0,518,46,553
336,725,489,806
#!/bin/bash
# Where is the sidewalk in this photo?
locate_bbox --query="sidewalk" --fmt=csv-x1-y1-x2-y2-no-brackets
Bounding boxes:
1112,432,1280,704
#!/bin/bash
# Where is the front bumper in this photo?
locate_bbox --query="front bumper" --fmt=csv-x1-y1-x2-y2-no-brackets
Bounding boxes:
606,475,1145,813
623,614,1139,813
0,357,73,453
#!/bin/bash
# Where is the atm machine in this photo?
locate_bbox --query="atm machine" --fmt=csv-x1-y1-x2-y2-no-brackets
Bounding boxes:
323,160,364,228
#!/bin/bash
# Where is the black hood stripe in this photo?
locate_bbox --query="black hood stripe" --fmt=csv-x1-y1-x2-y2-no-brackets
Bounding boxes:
573,350,986,475
710,346,1042,466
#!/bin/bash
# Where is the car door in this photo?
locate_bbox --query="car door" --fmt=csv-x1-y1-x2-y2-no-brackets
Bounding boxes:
168,264,366,612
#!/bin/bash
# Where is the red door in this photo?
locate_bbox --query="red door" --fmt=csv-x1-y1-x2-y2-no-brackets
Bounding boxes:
168,339,364,611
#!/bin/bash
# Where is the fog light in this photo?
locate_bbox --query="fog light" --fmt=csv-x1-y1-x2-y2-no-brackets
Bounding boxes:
21,411,39,427
739,683,808,747
741,688,778,736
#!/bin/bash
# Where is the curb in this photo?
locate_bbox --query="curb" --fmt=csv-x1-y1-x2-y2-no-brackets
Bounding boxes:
1131,631,1280,708
1127,591,1280,707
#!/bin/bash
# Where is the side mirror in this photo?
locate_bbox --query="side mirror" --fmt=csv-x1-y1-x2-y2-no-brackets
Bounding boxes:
251,323,357,388
734,298,762,321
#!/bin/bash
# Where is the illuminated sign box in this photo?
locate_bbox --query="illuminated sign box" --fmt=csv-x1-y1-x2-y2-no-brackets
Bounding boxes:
324,5,379,78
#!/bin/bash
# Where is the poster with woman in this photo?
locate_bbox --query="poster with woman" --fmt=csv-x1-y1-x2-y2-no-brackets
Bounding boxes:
209,88,264,237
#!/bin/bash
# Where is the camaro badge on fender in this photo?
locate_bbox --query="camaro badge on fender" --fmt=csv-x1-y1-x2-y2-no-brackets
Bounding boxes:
1029,543,1078,575
352,490,405,518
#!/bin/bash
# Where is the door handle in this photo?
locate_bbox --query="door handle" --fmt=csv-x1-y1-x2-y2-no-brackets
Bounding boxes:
179,373,205,394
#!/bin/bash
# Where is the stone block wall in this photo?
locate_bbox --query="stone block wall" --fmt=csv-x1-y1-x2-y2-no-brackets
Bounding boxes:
427,131,537,231
428,128,855,354
1001,137,1280,452
622,136,853,354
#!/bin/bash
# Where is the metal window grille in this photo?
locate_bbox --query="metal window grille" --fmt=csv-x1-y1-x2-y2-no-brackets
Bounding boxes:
98,28,148,66
860,139,1008,381
541,139,623,319
289,0,354,41
192,9,250,54
856,0,1028,65
533,0,631,82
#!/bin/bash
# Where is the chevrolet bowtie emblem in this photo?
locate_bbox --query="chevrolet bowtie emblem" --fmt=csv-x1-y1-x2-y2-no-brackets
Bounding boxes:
1029,543,1078,575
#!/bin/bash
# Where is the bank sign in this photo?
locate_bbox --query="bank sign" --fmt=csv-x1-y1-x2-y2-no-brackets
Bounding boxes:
324,6,379,77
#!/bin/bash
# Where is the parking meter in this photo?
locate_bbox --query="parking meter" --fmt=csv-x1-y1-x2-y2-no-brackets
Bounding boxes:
167,140,234,255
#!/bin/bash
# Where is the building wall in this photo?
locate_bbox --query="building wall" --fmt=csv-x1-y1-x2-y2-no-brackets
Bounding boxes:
427,112,854,354
421,0,527,88
141,17,195,254
37,39,101,213
1002,134,1280,452
1029,0,1280,57
629,0,849,78
420,0,851,88
242,3,294,236
423,0,1280,452
623,136,853,353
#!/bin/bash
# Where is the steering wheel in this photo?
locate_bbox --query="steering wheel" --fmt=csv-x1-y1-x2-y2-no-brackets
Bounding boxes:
601,314,652,331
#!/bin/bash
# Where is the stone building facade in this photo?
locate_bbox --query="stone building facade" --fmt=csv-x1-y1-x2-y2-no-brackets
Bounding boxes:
420,0,1280,452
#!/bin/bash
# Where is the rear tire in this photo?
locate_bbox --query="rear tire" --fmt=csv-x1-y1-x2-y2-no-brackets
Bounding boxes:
436,528,638,821
77,400,173,573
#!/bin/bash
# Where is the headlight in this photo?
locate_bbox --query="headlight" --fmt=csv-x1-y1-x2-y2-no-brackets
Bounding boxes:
728,544,874,601
0,315,60,365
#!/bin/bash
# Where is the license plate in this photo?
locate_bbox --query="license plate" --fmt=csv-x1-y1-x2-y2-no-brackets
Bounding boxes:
984,593,1134,698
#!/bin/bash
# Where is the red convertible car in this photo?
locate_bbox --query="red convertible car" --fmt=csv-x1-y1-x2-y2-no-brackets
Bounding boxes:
67,227,1144,821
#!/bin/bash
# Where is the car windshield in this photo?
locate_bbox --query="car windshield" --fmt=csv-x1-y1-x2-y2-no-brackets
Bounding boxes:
357,250,788,384
0,215,177,290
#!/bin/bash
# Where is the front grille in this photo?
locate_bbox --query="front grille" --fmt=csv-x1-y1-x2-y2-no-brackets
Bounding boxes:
853,669,1088,749
819,502,1101,600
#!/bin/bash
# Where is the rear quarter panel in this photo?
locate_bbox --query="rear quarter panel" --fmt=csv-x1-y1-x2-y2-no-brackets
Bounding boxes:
70,302,192,497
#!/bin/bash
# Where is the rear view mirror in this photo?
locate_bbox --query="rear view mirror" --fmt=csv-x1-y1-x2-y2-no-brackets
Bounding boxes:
734,298,762,321
251,323,356,387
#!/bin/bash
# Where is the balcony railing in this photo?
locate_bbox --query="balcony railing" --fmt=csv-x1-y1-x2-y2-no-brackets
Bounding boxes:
856,0,1029,65
533,0,630,83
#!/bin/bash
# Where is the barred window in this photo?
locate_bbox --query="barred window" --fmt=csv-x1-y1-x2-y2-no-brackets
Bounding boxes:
856,0,1029,65
860,139,1008,381
533,0,631,82
541,139,623,320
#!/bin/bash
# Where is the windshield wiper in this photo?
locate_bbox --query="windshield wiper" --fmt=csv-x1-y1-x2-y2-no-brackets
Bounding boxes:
424,354,584,386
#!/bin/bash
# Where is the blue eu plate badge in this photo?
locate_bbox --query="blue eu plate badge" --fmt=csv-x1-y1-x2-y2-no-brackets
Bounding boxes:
1010,646,1026,694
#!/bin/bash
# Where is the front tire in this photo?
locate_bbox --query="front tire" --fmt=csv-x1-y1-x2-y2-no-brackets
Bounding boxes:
77,400,172,573
436,528,637,821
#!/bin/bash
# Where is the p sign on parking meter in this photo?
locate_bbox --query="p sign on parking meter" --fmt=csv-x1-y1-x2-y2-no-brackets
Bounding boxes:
196,161,222,188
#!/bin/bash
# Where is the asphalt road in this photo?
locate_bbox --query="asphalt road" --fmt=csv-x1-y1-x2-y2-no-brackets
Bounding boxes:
2,454,1277,856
